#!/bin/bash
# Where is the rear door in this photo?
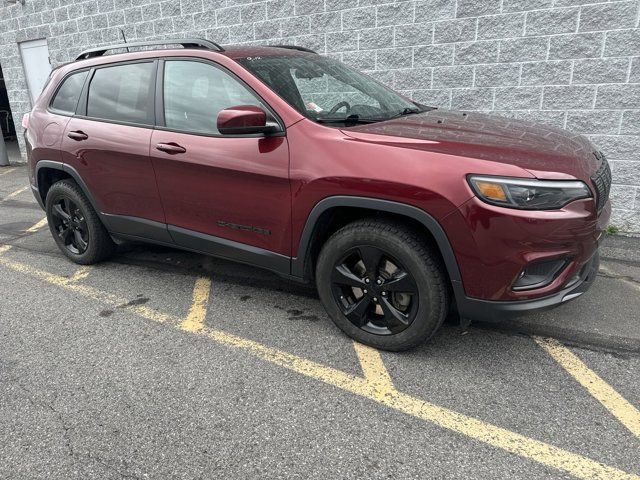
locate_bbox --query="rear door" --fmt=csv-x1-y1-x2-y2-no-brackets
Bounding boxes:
150,58,291,264
60,60,166,232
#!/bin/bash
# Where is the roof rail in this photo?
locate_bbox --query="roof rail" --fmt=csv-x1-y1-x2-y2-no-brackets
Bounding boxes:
268,45,317,54
76,38,224,61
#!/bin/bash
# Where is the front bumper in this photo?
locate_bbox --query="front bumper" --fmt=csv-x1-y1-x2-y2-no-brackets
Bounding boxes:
455,250,599,322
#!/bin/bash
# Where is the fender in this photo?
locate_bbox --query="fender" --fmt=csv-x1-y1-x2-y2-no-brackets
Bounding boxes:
291,196,466,300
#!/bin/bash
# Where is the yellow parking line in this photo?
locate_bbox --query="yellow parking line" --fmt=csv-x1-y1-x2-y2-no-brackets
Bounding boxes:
24,217,48,233
353,341,396,395
0,167,16,177
0,245,12,256
1,185,28,202
67,266,92,283
535,337,640,439
600,265,640,293
0,255,176,324
1,256,638,479
180,277,212,332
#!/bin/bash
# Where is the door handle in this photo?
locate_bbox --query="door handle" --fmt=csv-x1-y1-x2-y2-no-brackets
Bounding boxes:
67,130,88,141
156,142,186,154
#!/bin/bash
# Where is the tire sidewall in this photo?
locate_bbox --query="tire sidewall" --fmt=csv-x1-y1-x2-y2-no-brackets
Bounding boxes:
45,181,103,264
316,225,446,350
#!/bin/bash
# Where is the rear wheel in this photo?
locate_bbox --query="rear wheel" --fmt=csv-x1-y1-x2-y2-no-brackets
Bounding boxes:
316,219,449,351
45,180,115,264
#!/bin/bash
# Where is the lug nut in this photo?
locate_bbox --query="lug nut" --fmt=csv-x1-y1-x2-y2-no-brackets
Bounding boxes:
376,279,381,285
365,278,370,284
373,297,378,302
363,289,368,294
382,291,387,297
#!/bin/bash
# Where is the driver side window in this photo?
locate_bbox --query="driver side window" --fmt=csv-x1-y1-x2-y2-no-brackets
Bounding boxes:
163,60,267,135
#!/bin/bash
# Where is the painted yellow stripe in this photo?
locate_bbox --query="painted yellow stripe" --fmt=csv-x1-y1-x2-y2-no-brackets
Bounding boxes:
68,266,92,283
0,245,12,256
0,167,16,177
198,326,637,480
0,255,638,479
1,185,28,202
353,341,396,395
600,265,640,293
0,256,176,324
24,217,48,233
536,336,640,439
180,277,212,332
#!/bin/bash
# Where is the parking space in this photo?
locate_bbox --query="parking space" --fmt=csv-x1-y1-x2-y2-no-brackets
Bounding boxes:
1,165,639,479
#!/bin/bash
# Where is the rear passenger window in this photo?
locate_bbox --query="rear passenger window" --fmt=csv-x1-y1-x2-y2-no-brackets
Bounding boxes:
50,71,88,115
87,62,154,125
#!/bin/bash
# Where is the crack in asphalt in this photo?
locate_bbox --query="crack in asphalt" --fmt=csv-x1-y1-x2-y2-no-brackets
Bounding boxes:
12,381,143,480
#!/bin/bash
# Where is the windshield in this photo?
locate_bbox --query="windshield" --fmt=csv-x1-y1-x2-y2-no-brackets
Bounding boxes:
237,54,430,126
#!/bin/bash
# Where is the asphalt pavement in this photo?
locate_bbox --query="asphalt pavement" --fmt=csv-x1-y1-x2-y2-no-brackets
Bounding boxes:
1,164,639,479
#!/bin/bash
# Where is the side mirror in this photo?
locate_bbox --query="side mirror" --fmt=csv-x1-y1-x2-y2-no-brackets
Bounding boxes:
217,105,278,135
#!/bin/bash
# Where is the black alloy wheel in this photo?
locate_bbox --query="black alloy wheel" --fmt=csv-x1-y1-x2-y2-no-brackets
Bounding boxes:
330,245,419,335
45,179,116,265
50,197,89,255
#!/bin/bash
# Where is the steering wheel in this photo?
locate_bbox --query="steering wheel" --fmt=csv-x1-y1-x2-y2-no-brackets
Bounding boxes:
328,101,351,115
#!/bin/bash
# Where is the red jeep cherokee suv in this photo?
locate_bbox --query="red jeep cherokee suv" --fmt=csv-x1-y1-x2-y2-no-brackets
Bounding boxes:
24,39,611,351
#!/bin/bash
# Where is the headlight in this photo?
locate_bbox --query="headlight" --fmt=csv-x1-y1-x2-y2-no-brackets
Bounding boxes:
468,175,592,210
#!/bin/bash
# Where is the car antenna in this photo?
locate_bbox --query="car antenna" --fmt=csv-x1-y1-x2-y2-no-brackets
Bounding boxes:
120,29,130,53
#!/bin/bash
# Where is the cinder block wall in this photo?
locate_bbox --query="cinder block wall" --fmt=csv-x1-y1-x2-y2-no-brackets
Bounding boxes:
0,0,639,231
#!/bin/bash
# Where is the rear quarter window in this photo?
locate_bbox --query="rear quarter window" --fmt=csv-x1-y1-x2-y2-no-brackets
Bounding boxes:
50,70,88,115
86,62,154,125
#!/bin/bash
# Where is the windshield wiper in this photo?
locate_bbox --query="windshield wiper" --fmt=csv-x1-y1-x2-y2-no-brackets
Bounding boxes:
316,114,380,125
385,107,422,120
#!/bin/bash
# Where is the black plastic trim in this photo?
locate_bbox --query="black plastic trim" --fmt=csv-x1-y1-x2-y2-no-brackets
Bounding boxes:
168,225,290,275
31,185,44,209
101,214,172,244
458,252,600,322
292,196,463,285
35,160,103,215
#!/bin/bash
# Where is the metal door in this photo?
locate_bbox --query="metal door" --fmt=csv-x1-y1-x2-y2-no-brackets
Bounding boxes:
19,39,52,104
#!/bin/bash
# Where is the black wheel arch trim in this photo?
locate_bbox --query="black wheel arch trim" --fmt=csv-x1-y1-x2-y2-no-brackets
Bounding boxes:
292,196,464,287
35,160,103,215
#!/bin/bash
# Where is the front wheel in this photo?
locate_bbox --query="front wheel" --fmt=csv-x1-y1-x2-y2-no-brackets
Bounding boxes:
316,219,449,351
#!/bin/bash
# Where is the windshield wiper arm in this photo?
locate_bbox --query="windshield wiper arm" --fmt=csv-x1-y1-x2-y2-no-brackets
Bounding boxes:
386,107,422,120
316,114,379,125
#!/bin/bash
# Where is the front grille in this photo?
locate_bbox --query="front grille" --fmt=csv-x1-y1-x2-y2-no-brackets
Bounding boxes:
591,151,612,213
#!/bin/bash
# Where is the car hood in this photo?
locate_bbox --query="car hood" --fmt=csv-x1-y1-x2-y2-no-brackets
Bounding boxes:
341,109,599,181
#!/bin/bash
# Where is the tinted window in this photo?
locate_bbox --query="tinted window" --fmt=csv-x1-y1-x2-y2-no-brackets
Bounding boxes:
163,60,266,134
87,62,154,124
50,70,88,114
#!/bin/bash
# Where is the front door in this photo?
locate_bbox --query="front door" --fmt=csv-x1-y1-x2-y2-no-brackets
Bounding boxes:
150,59,291,265
61,61,166,231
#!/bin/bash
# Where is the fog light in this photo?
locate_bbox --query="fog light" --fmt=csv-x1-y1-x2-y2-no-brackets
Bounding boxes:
512,258,568,291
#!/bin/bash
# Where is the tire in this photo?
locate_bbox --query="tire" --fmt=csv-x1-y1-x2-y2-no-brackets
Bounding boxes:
316,219,449,351
45,179,116,265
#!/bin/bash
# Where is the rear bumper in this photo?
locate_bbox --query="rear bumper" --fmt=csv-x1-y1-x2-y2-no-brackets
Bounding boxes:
456,250,599,322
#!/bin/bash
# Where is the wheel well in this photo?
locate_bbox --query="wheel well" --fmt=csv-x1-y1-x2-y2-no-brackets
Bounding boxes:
302,206,449,284
37,167,72,204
